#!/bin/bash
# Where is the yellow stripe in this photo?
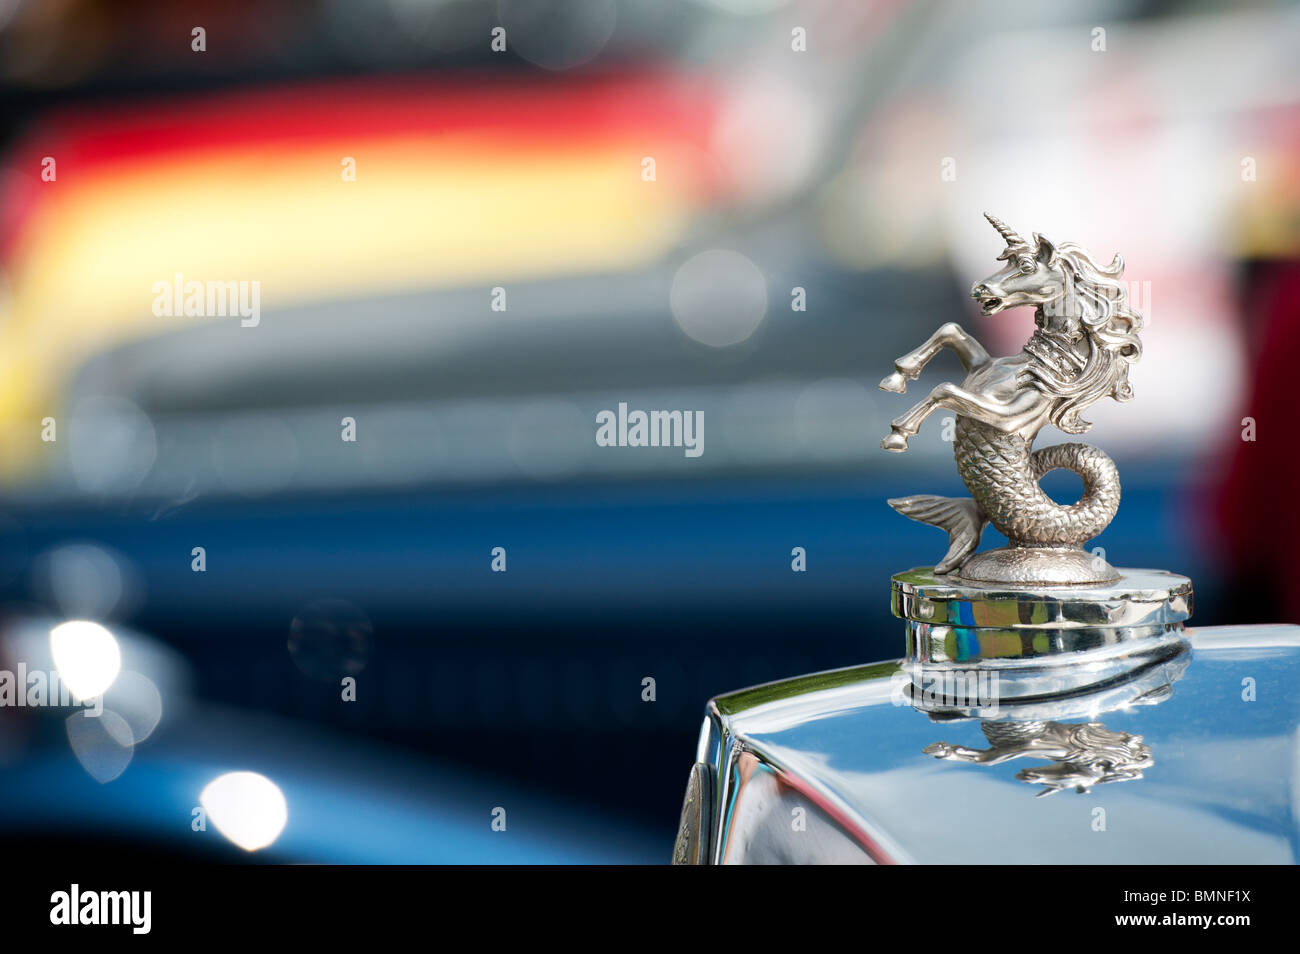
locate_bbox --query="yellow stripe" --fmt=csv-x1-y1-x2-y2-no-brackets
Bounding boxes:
0,134,697,482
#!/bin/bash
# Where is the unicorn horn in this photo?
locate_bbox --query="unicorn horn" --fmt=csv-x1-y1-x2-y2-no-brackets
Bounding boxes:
983,212,1028,249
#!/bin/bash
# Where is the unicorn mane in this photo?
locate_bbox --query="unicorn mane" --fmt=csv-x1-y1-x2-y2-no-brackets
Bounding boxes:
1026,241,1144,434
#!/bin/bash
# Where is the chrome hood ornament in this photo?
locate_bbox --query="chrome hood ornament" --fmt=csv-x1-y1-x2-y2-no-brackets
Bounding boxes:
879,212,1143,584
675,214,1300,866
882,214,1191,701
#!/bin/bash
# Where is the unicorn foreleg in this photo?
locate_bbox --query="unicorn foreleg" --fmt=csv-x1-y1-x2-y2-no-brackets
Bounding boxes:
881,385,1044,452
882,392,944,451
924,741,1030,764
879,322,991,394
923,384,1045,431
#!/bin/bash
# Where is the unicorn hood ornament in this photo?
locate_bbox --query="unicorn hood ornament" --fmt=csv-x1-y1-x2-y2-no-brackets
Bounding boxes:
674,214,1300,866
879,212,1144,584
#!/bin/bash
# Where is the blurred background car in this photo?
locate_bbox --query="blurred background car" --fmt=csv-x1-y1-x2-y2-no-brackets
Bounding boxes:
0,0,1297,862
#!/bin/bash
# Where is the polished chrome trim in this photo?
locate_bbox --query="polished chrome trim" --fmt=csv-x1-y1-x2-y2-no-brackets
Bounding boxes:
892,567,1193,632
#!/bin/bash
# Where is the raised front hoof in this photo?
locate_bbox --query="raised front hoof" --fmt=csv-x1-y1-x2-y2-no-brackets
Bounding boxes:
878,371,909,394
881,431,910,453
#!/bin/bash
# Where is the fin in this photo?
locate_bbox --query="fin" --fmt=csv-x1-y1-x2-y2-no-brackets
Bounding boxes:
887,495,987,574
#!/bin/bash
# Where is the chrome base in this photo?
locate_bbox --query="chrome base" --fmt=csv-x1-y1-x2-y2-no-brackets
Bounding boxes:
891,566,1193,701
955,546,1121,585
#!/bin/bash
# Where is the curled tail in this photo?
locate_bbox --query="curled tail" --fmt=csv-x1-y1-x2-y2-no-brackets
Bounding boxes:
955,419,1121,547
888,495,987,574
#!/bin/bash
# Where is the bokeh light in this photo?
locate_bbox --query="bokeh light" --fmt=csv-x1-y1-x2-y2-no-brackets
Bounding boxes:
200,772,289,852
670,249,769,348
49,619,121,702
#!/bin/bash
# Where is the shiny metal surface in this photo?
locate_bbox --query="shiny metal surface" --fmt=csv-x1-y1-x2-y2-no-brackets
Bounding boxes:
894,565,1193,700
689,625,1300,864
711,752,874,865
878,214,1144,584
893,567,1193,632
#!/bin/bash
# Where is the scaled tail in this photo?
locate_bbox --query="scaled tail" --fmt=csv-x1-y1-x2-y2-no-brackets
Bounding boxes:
887,495,987,574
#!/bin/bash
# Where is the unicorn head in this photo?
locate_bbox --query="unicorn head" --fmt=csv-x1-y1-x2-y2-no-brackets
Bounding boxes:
969,213,1145,432
969,212,1071,319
